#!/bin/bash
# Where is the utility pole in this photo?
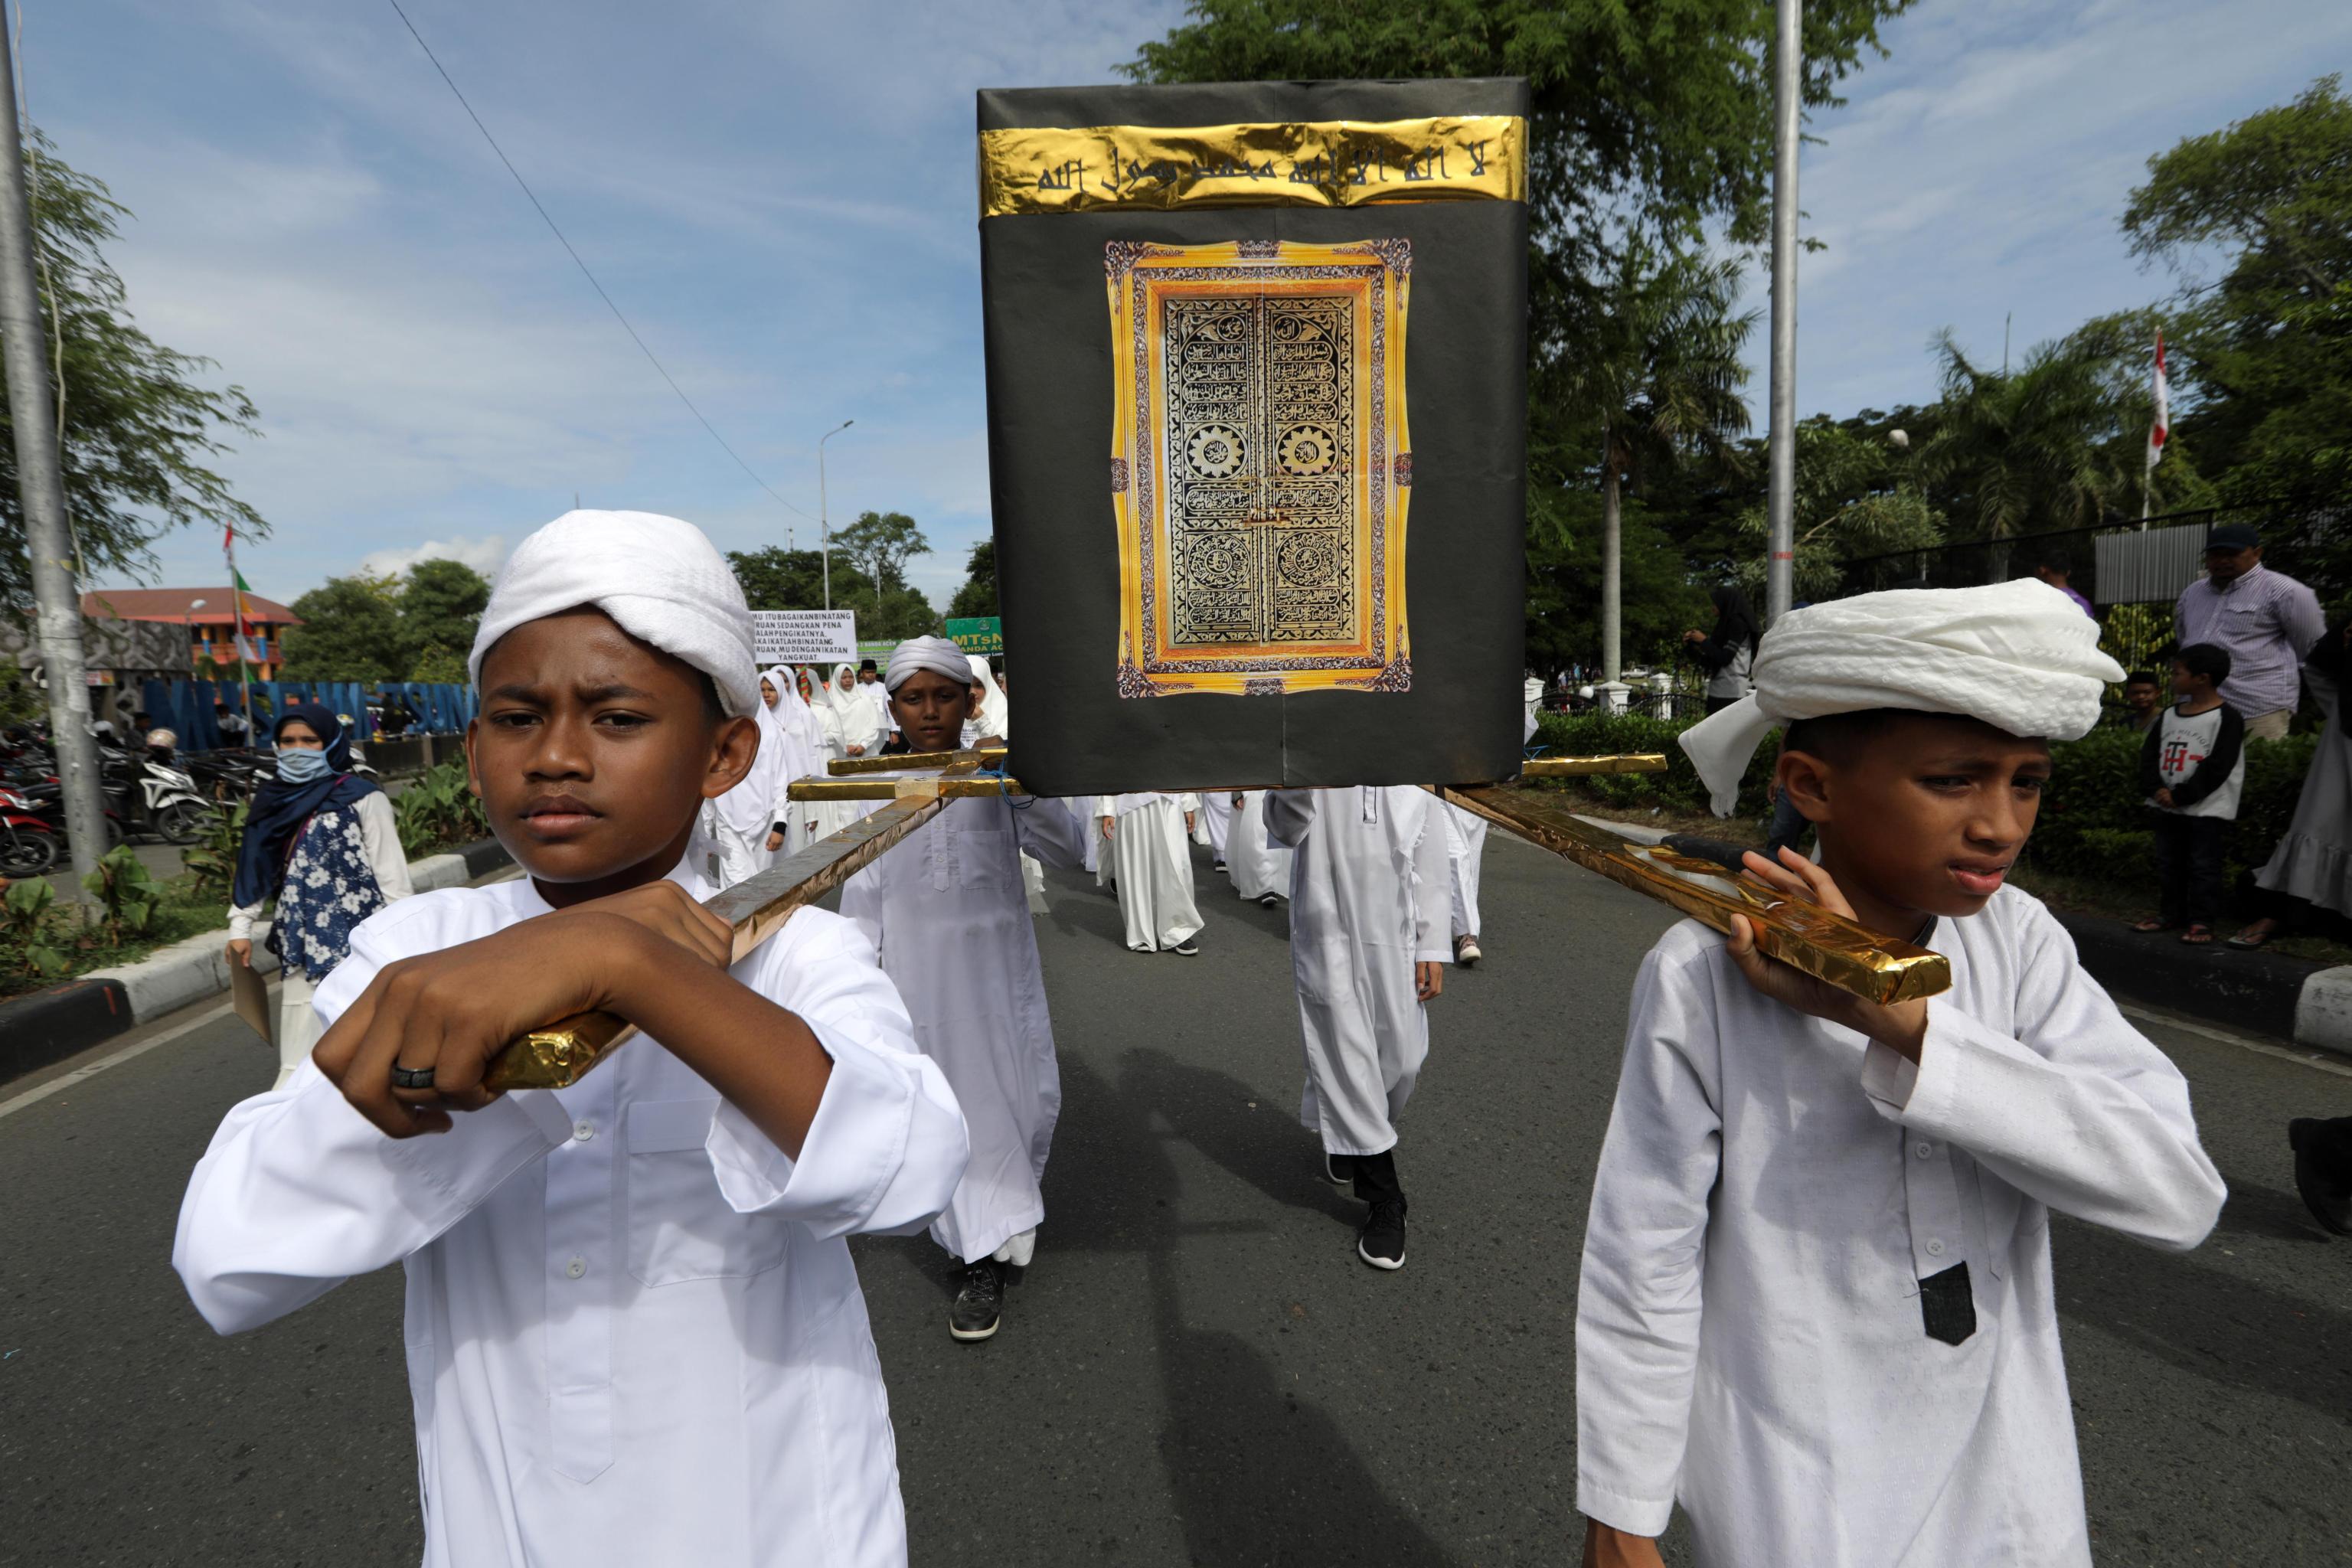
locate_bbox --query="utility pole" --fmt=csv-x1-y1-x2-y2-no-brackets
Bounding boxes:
1764,0,1802,625
819,419,853,610
0,5,104,897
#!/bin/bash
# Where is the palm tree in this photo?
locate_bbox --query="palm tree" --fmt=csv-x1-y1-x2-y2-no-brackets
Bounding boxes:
1915,330,2129,575
1546,245,1756,684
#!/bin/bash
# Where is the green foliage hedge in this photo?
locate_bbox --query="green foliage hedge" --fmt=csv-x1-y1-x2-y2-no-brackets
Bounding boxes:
1530,710,2322,910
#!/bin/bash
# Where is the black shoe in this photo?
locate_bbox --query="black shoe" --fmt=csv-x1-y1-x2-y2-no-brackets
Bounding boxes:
1212,859,1227,871
1324,1152,1356,1187
949,1260,1004,1341
1258,893,1280,908
1357,1198,1407,1270
2289,1119,2352,1237
1172,937,1200,956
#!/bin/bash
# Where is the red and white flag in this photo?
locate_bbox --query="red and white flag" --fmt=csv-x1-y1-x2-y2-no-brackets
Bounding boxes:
2145,333,2168,471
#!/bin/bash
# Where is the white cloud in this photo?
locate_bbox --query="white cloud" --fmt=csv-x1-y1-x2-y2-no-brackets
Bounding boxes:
358,534,509,580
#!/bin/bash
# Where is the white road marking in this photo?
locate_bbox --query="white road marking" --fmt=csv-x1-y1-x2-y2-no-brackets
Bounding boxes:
0,995,243,1121
2118,1002,2352,1080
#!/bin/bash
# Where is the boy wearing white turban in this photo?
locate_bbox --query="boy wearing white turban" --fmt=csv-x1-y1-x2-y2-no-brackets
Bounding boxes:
1577,580,2226,1568
841,635,1089,1341
175,511,968,1568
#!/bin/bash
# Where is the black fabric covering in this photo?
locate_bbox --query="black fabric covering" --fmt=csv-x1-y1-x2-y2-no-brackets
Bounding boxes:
1918,1262,1978,1346
978,80,1530,796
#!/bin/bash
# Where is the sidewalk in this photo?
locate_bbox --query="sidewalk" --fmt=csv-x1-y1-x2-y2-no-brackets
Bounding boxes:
0,837,511,1085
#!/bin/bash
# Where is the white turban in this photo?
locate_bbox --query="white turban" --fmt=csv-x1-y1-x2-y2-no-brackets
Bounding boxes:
1678,578,2125,816
469,510,759,717
884,635,977,692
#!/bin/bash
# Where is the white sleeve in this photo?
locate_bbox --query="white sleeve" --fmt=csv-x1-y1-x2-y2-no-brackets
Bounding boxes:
1014,795,1089,871
704,914,969,1240
227,899,266,941
1263,789,1315,848
1576,940,1720,1538
1857,903,2225,1250
354,791,413,903
1409,799,1451,964
172,910,572,1336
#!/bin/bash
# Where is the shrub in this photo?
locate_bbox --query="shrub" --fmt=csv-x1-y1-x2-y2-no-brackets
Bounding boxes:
2,877,68,980
394,758,488,858
82,843,159,944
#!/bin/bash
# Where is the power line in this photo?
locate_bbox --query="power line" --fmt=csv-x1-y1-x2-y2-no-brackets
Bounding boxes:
383,0,817,523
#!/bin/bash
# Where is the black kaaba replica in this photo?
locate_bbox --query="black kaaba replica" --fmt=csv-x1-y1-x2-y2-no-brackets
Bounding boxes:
978,79,1530,796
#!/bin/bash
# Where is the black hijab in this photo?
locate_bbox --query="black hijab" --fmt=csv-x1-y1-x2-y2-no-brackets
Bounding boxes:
230,702,382,908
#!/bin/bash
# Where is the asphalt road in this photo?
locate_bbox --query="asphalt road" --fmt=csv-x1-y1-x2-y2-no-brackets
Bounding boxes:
2,835,2347,1566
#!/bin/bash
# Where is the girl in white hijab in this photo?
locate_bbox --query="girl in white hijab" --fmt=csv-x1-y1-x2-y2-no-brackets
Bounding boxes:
831,664,887,757
756,665,820,852
972,658,1009,740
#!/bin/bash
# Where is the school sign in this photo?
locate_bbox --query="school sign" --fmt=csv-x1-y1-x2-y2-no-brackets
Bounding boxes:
946,616,1004,657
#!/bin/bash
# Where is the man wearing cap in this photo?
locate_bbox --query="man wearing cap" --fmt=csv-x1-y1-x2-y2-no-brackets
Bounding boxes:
2174,524,2325,740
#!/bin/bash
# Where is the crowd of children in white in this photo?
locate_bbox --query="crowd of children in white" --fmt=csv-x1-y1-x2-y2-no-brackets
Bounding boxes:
172,511,2243,1568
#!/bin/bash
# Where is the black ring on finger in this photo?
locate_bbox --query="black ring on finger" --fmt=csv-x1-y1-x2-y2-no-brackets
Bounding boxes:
390,1063,437,1090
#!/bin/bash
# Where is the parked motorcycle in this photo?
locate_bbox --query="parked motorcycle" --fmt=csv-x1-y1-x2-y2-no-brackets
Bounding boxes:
0,784,58,875
104,748,215,844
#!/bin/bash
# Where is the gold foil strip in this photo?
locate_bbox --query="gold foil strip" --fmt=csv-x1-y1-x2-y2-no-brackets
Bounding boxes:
828,747,1005,776
979,116,1526,217
791,775,1026,802
1437,784,1951,1006
482,763,981,1092
1518,753,1669,778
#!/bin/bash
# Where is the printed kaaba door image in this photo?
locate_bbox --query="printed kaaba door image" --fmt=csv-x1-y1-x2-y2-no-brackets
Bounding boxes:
1109,240,1410,697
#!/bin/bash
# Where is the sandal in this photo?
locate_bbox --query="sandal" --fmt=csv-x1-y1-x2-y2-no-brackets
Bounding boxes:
2226,923,2280,950
2180,924,2215,945
2131,917,2177,933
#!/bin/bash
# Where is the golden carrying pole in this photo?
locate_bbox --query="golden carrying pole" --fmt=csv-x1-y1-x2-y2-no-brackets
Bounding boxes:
1438,783,1950,1004
1517,753,1668,778
483,760,980,1091
828,746,1005,775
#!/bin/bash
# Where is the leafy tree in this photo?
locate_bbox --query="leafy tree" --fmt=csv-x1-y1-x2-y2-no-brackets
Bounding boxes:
831,512,929,615
0,133,266,610
1545,245,1755,680
398,559,490,668
727,544,939,643
1526,485,1704,679
1731,420,1943,601
1128,0,1913,275
407,645,470,685
2123,76,2352,591
1914,329,2130,563
948,539,998,619
276,573,404,680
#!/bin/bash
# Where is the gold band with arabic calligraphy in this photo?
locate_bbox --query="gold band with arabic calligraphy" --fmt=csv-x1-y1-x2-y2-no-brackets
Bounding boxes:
978,116,1526,218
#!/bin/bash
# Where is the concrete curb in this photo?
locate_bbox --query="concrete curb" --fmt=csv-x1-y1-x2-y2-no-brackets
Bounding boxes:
1569,815,2351,1055
0,837,514,1086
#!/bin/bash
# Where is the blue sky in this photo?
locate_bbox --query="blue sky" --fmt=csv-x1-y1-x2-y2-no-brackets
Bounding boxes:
42,0,2352,614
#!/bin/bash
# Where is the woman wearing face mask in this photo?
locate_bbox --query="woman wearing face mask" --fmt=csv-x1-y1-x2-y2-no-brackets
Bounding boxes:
224,701,413,1089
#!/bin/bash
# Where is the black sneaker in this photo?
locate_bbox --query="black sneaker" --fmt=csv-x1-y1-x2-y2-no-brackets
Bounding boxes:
1258,893,1281,908
1357,1198,1407,1270
1172,937,1200,956
2290,1119,2352,1237
1324,1152,1356,1187
1212,858,1227,871
949,1260,1004,1341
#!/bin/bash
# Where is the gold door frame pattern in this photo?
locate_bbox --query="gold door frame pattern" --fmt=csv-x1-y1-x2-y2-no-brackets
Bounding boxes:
1108,238,1411,697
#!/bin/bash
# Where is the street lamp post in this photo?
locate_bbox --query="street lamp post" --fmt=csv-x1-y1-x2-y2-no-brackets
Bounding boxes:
819,420,854,610
1763,0,1802,625
185,597,207,678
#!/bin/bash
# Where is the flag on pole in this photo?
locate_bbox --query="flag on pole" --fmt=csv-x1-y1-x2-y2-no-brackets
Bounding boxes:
2145,333,2168,472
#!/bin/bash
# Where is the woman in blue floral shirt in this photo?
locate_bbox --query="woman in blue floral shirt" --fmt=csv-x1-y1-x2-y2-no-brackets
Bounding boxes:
225,702,412,1088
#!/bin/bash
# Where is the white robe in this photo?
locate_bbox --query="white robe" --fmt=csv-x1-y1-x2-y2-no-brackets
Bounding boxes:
1225,790,1293,902
1096,793,1203,952
1442,802,1487,941
173,864,968,1568
1576,885,2226,1566
1264,787,1449,1155
1199,789,1234,859
842,795,1087,1264
2255,669,2351,913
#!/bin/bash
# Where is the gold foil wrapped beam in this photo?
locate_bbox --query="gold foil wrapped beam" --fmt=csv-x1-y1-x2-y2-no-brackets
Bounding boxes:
1438,785,1950,1006
828,747,1005,776
979,116,1526,217
1518,753,1668,778
484,763,979,1091
792,774,1029,802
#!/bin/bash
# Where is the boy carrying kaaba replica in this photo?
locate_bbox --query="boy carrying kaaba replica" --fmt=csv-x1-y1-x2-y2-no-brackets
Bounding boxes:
843,636,1089,1341
174,511,969,1568
1576,580,2227,1568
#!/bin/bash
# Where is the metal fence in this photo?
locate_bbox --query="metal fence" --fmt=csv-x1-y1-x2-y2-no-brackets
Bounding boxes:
137,678,479,753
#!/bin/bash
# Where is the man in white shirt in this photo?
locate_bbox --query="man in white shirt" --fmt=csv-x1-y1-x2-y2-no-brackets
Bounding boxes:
175,511,968,1568
1582,581,2226,1568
